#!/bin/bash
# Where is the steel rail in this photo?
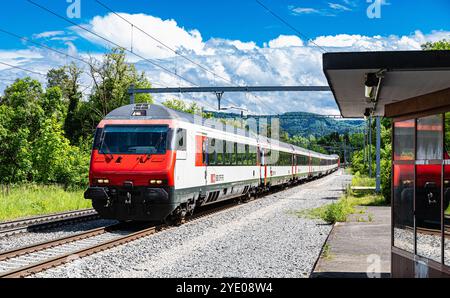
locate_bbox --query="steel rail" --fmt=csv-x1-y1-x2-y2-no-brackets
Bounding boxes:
0,170,340,278
0,209,99,238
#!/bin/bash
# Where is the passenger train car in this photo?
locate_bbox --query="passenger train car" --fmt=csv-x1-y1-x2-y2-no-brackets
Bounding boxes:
84,104,340,222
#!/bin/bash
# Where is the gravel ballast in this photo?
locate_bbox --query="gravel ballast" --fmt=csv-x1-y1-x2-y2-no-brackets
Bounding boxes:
0,219,117,253
33,170,351,278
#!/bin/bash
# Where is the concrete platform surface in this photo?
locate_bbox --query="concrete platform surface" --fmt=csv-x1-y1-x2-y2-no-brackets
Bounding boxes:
312,206,391,278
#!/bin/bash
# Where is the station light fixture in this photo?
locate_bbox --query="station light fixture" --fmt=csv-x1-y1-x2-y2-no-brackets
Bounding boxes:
364,72,379,101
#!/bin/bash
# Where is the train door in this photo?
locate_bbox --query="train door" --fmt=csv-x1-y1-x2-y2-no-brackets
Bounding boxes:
292,154,298,179
258,147,267,187
308,154,312,177
195,135,208,188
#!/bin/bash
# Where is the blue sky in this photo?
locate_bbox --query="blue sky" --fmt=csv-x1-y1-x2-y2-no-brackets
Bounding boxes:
0,0,449,114
2,0,449,50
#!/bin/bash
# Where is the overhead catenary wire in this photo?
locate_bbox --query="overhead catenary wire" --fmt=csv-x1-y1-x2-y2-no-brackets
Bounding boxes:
26,0,222,112
26,0,198,88
94,0,235,87
0,27,170,89
255,0,327,53
0,30,217,110
0,61,94,97
94,0,266,112
0,61,46,76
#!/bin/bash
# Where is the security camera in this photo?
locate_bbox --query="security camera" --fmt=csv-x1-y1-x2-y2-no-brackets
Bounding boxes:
364,108,371,118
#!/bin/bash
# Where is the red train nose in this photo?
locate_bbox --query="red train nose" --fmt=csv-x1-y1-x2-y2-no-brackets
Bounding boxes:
89,150,176,187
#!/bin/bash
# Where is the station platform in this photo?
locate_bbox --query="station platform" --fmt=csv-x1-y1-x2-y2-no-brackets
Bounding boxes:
312,206,391,278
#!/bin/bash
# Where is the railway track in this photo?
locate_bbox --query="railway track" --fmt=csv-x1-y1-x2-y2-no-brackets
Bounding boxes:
0,172,339,278
0,209,99,238
0,199,243,278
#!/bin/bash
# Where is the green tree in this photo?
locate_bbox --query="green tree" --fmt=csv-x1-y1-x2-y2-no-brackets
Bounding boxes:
63,63,83,144
0,105,32,183
88,48,153,122
47,67,69,90
2,77,44,136
41,87,65,120
31,117,89,188
421,39,450,50
162,98,212,118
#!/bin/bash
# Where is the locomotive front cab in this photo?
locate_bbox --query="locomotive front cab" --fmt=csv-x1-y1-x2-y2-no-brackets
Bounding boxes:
84,122,179,221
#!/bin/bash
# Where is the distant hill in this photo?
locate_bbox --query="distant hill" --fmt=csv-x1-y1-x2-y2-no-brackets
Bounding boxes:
206,111,364,137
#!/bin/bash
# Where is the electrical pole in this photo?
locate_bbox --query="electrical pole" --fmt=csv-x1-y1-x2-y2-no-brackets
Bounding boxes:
369,116,372,178
376,117,381,193
363,121,367,166
215,91,224,110
130,84,135,104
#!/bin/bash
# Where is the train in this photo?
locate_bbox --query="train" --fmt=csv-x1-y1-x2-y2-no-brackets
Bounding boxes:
84,103,340,223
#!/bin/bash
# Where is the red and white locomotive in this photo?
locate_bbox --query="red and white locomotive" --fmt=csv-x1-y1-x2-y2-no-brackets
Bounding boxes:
84,104,340,222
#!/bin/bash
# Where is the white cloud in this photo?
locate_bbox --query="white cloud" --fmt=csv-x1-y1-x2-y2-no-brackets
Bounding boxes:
310,30,450,50
268,35,304,48
291,7,320,14
1,12,450,115
33,30,65,39
73,13,207,60
328,3,351,11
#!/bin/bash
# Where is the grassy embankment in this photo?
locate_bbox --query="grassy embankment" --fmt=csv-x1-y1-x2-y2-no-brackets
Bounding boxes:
0,184,91,222
297,172,387,224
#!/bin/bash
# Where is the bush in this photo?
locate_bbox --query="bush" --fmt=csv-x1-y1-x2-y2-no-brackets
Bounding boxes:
352,172,375,187
32,117,90,189
322,200,353,223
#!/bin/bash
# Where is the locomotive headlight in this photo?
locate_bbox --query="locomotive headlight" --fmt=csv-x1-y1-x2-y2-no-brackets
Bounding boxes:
95,178,109,184
149,179,164,185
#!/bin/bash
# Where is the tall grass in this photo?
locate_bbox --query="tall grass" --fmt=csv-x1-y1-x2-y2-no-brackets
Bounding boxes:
297,182,387,224
0,184,91,221
351,172,376,187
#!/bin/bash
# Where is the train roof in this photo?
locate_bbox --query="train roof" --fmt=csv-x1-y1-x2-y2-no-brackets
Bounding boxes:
105,104,338,160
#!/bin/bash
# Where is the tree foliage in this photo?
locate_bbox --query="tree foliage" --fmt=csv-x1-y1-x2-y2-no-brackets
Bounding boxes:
421,39,450,50
0,48,154,188
162,98,212,118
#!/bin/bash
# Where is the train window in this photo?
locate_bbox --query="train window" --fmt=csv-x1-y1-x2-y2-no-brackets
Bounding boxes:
208,138,216,166
208,150,216,166
266,150,272,165
202,138,207,165
217,150,223,165
394,119,415,160
93,128,103,150
175,128,186,151
237,143,245,166
417,114,443,160
223,141,228,165
245,144,250,165
233,143,238,165
99,125,168,155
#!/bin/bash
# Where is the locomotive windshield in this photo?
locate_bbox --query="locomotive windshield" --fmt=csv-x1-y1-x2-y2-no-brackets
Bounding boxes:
99,125,168,155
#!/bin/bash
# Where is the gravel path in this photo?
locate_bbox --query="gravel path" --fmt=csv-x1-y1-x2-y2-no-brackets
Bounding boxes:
33,170,351,278
0,219,117,253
